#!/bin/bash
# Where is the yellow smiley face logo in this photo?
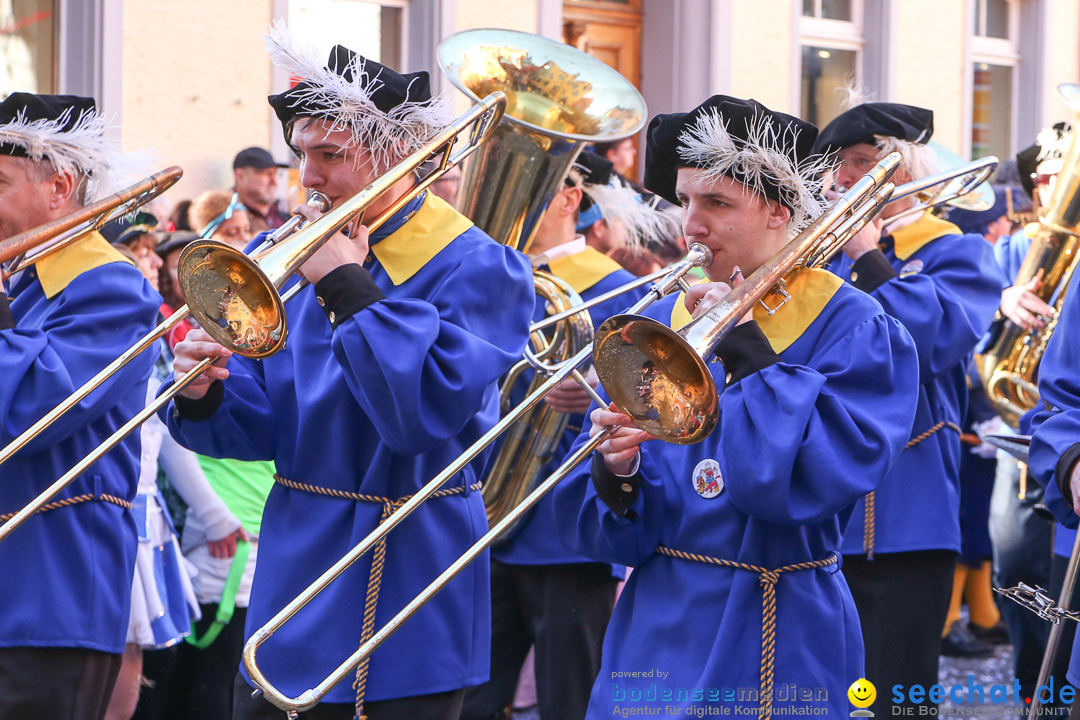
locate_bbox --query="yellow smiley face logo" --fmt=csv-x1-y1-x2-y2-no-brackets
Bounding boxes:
848,679,876,708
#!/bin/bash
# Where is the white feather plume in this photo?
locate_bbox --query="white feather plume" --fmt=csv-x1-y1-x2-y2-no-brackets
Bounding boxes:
0,106,141,202
1036,125,1071,163
265,20,452,172
677,108,833,237
579,180,680,251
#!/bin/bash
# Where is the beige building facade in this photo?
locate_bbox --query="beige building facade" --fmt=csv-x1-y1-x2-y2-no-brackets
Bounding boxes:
1,0,1077,202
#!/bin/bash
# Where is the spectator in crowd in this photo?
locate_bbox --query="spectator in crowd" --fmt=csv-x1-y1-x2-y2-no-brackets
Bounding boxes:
188,190,255,249
592,138,637,178
232,147,288,233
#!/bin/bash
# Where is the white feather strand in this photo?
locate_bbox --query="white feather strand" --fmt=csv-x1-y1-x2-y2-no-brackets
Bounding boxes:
0,107,143,202
677,108,833,237
265,20,452,172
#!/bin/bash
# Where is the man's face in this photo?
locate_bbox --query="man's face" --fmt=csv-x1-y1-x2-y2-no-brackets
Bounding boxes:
0,155,54,242
234,166,279,207
675,167,789,282
606,138,637,176
291,119,379,211
834,143,881,192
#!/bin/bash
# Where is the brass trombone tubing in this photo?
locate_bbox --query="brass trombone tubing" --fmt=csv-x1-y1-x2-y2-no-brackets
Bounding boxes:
307,156,902,702
242,242,715,714
0,195,331,479
0,166,184,272
883,156,999,226
530,265,675,333
0,356,214,542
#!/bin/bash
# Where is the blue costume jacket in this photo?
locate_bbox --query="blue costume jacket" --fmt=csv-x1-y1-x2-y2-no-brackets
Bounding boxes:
828,212,1005,555
1028,268,1080,685
0,233,159,654
553,270,920,717
494,245,647,571
164,193,534,703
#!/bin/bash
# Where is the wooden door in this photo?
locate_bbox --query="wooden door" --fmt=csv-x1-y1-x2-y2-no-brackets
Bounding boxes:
563,0,643,177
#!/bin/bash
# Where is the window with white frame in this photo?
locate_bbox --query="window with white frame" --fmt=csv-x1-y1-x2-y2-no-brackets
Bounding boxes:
799,0,863,128
0,0,57,98
969,0,1018,160
288,0,408,70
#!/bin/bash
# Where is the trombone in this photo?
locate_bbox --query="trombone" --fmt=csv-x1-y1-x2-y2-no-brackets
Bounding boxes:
242,153,902,716
0,166,183,276
0,92,507,542
0,192,331,542
883,152,998,226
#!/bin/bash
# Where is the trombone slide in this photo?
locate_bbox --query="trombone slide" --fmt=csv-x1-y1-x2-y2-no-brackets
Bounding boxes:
241,243,714,713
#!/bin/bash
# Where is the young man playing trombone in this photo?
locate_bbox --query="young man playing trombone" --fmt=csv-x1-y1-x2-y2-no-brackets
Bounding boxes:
0,92,161,720
814,103,1006,713
551,95,921,718
463,151,658,720
165,25,534,720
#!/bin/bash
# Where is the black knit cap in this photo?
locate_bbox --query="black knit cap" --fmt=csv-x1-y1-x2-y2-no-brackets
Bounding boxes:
0,92,97,158
812,102,933,156
575,150,614,187
267,44,433,144
643,95,818,208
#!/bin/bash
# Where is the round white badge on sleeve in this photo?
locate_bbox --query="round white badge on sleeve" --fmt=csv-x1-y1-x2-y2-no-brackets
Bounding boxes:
692,458,723,498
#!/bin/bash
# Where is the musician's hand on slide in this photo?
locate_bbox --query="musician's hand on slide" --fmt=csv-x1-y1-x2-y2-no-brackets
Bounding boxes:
299,223,371,284
544,367,599,414
1000,280,1055,331
842,216,885,261
172,329,232,399
684,268,752,324
591,403,653,476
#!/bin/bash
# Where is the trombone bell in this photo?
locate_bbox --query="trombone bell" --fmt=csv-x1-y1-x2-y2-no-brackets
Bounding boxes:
177,241,287,358
592,315,717,444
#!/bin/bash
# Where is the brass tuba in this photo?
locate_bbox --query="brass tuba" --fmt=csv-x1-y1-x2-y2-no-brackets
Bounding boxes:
978,83,1080,428
438,29,647,531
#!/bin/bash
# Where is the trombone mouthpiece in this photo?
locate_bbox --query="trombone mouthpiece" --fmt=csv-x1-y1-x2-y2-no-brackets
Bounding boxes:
308,192,332,214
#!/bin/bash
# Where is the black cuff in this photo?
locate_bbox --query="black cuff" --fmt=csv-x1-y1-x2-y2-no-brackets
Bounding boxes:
172,380,225,422
313,264,385,329
591,453,641,519
849,249,898,293
0,294,13,330
713,322,780,385
1055,442,1080,510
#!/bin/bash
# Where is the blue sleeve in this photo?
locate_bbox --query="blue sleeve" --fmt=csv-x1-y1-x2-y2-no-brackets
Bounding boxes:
552,404,671,568
871,236,1005,379
162,355,277,462
1029,272,1080,529
720,313,920,525
327,241,533,456
0,264,159,452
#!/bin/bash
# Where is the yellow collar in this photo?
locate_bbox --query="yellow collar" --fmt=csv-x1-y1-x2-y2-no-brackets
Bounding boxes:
670,268,842,354
371,193,474,285
35,231,133,299
889,211,962,260
546,246,625,294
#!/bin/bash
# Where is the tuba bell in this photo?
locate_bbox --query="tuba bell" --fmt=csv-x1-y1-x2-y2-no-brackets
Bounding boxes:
438,28,648,531
977,83,1080,428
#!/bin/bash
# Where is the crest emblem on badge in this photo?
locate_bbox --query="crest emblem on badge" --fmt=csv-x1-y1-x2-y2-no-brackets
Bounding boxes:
899,259,924,277
692,459,723,498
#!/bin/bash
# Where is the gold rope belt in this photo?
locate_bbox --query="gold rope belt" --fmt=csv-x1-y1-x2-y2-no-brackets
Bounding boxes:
273,474,482,720
655,545,838,720
863,420,961,559
0,492,132,522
